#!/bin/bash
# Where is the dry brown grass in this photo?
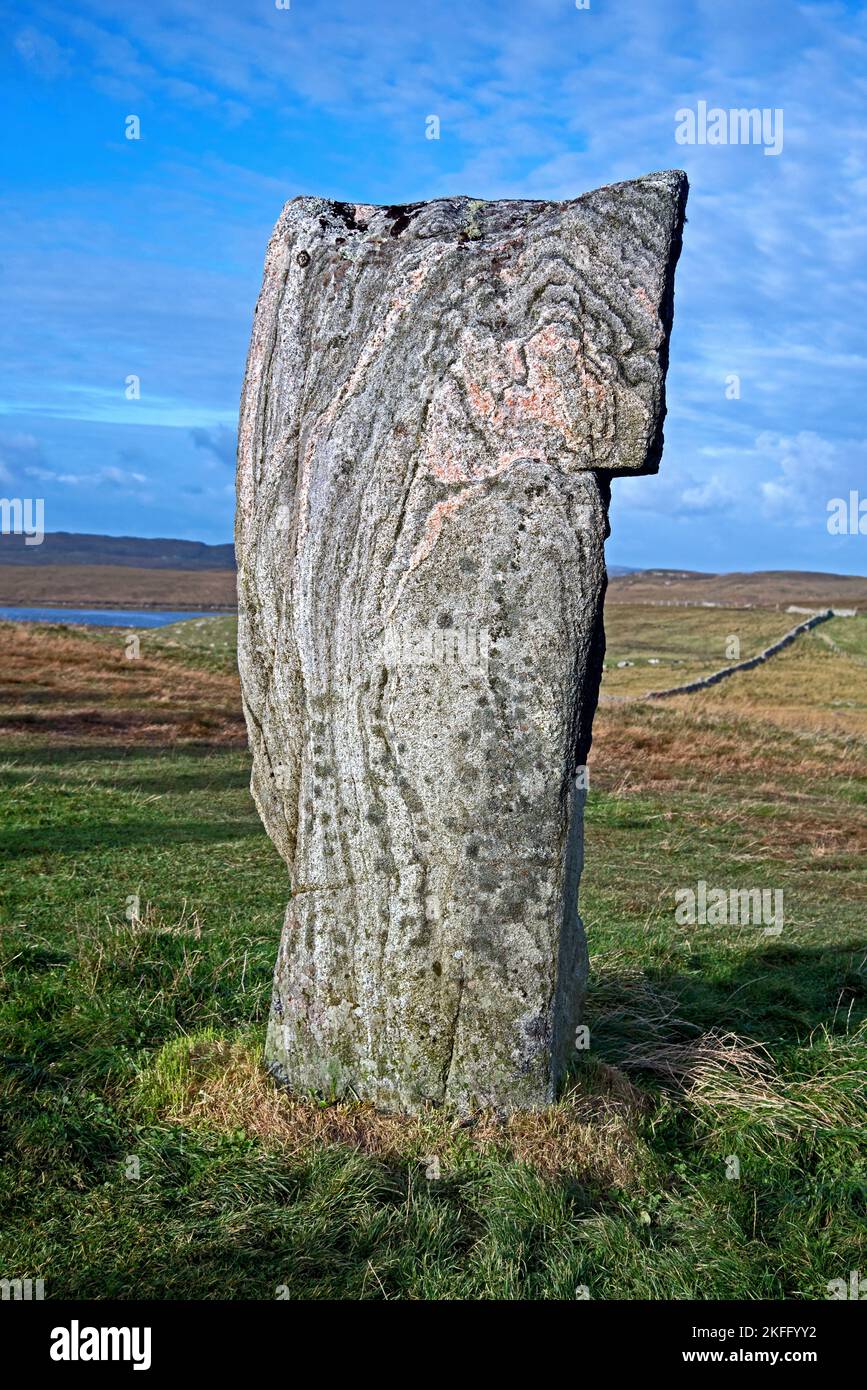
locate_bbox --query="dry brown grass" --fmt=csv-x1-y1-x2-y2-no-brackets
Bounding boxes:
607,570,867,609
616,1028,771,1082
591,702,865,798
0,563,236,609
0,620,245,744
676,1026,866,1149
146,1036,651,1188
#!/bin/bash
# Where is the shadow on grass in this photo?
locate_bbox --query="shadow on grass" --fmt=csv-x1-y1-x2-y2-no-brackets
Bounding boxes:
0,712,245,739
1,742,234,766
0,763,251,796
1,741,250,788
587,939,867,1059
0,819,265,858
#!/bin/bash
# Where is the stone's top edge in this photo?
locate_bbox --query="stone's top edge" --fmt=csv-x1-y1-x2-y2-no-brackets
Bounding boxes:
266,172,688,253
278,171,688,220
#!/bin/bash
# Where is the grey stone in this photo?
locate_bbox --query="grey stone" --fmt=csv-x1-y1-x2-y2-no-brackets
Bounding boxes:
236,171,687,1113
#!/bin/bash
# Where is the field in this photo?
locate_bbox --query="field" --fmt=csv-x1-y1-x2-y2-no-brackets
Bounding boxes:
606,568,867,609
0,602,865,1300
0,564,237,611
602,605,867,737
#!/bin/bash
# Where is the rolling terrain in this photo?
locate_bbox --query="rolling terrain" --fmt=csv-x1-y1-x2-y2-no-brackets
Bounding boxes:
0,531,235,569
2,533,864,616
0,564,237,611
607,568,867,610
0,600,863,1299
0,532,237,610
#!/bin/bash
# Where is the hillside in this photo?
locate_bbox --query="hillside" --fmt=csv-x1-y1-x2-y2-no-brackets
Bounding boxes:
0,533,863,615
0,531,235,570
607,568,866,609
0,564,236,610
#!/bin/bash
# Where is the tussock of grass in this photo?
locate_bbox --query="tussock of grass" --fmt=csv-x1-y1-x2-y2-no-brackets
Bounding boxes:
589,958,701,1052
684,1023,867,1157
136,1034,651,1190
615,1028,769,1083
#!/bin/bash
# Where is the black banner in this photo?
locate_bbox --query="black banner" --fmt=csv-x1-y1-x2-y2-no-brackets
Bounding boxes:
2,1299,861,1374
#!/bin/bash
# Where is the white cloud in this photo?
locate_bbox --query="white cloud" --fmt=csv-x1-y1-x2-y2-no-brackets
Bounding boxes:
14,26,71,79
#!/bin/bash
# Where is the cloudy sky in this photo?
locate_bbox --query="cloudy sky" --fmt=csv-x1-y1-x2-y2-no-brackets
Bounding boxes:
1,0,865,571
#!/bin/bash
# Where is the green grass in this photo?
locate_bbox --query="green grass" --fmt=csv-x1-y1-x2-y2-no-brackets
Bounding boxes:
81,614,240,675
144,614,239,673
0,616,865,1300
823,613,867,661
603,603,796,667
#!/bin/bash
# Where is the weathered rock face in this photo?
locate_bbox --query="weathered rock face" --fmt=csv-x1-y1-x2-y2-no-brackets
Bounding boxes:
237,171,687,1113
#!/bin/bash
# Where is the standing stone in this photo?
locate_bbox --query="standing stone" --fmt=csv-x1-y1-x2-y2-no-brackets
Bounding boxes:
237,171,687,1113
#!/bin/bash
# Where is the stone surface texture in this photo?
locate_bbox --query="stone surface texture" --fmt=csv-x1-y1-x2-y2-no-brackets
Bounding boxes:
236,171,687,1113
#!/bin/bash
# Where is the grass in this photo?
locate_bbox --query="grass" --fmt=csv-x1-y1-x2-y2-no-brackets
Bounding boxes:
0,562,236,610
604,601,797,666
600,602,805,697
603,608,867,736
0,610,865,1300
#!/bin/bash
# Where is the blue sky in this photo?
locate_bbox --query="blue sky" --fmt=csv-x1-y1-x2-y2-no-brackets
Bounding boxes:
1,0,865,571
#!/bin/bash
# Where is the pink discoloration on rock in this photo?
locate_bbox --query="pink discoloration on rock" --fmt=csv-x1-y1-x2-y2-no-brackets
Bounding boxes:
467,380,496,418
634,284,657,318
505,341,527,381
532,323,571,358
383,484,484,623
579,367,607,408
390,262,429,312
409,489,480,572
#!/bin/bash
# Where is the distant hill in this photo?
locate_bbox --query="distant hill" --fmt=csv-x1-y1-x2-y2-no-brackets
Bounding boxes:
0,532,235,571
1,535,863,613
607,568,866,609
